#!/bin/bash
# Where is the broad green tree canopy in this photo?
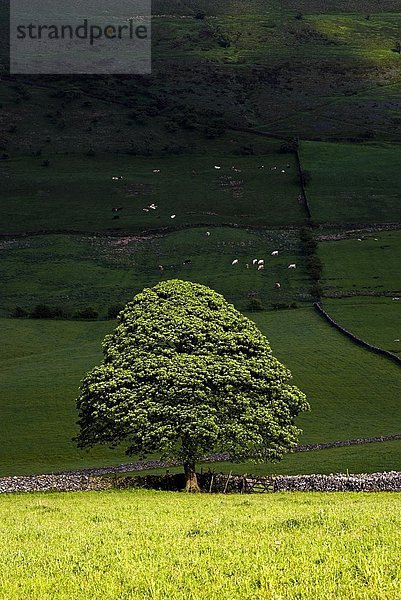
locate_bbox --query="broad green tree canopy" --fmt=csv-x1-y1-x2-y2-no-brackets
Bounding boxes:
76,280,309,485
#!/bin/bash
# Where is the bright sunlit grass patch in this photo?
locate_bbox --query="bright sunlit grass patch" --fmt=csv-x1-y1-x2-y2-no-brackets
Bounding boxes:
1,489,401,599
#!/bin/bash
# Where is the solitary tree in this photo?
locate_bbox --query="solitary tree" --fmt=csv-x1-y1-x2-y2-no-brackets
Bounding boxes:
76,280,309,492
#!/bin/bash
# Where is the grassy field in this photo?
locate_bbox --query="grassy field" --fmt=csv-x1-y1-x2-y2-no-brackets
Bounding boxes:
301,142,401,224
2,307,401,476
319,230,401,293
0,319,130,475
1,489,401,599
322,297,401,354
0,228,308,315
0,153,305,234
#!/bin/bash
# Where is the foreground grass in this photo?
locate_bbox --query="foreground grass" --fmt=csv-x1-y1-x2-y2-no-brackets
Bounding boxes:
1,490,401,599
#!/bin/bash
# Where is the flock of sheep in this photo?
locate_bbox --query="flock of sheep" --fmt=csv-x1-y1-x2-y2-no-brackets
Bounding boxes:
230,251,296,290
110,162,290,221
110,168,299,287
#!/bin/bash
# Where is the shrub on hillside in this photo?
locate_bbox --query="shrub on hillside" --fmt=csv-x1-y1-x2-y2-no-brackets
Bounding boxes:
30,304,64,319
247,298,264,312
11,307,29,318
300,228,317,255
307,255,322,281
107,305,125,320
310,283,323,300
73,307,99,320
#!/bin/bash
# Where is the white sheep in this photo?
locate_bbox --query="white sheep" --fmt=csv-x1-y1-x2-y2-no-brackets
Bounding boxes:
232,259,239,265
271,250,279,256
288,263,296,269
258,259,264,265
258,264,264,271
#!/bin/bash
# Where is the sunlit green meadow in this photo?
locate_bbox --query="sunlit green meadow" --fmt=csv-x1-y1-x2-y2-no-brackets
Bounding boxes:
1,489,401,599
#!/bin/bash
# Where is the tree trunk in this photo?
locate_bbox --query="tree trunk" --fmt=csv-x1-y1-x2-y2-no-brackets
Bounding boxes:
184,463,201,493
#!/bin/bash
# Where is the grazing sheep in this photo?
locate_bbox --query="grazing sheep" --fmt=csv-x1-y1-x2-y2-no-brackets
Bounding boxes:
271,250,279,256
232,259,239,265
143,208,149,212
206,231,211,236
393,297,400,301
257,259,264,266
258,264,264,271
252,259,258,265
214,165,221,170
288,263,296,269
275,282,281,288
171,214,176,219
153,169,160,173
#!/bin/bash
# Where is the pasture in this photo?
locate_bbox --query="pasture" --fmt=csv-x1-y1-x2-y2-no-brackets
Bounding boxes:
319,230,401,293
300,142,401,224
1,489,401,599
0,153,305,234
323,297,401,354
0,228,307,315
2,307,401,476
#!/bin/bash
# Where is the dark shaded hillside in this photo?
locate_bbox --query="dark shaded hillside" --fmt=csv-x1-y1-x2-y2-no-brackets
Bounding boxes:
1,1,401,154
152,0,401,15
